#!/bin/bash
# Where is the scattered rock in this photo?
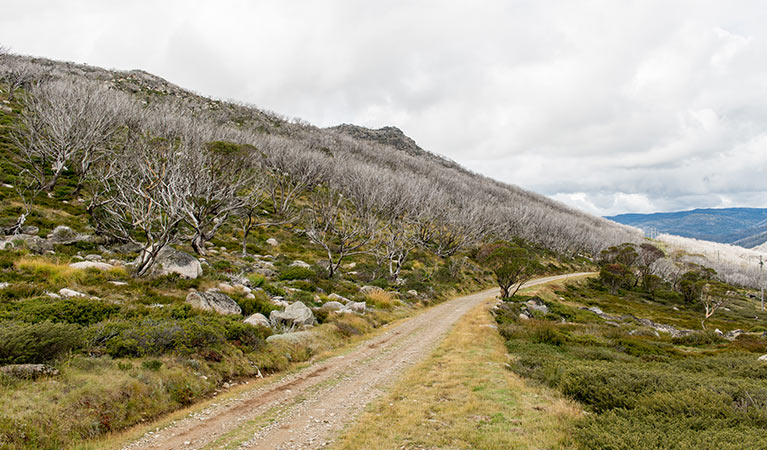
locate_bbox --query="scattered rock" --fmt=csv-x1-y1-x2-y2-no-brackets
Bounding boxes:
46,292,61,299
115,242,143,254
218,282,234,291
725,329,744,340
47,226,88,244
758,354,767,362
109,281,128,286
0,240,13,250
343,262,357,269
406,290,419,297
0,282,8,289
327,293,350,303
59,288,87,298
84,254,102,261
20,225,39,235
714,328,724,336
290,260,311,269
244,313,271,328
346,301,367,313
320,301,346,312
69,261,114,271
526,297,549,314
245,293,256,300
519,313,531,320
16,235,54,254
185,291,242,315
0,364,59,379
270,302,315,329
144,247,203,279
266,238,279,246
588,306,604,315
233,283,252,294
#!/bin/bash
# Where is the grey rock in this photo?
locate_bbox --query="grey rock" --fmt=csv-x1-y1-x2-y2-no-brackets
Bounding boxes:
244,313,271,328
0,240,13,250
84,254,103,261
185,291,242,315
327,293,350,303
48,226,89,244
290,260,311,269
69,261,114,271
725,329,744,340
588,306,604,315
266,238,279,246
526,297,549,314
519,313,531,320
144,247,202,279
346,301,367,313
59,288,87,298
20,225,39,235
758,354,767,362
270,302,315,329
115,242,143,254
15,235,54,254
0,282,8,289
406,290,419,297
320,301,346,311
0,364,59,379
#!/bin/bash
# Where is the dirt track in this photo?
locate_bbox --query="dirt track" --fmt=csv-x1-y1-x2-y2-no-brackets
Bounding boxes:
122,274,589,450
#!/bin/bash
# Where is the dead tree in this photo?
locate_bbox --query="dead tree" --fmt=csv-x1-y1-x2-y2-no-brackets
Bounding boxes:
12,78,127,193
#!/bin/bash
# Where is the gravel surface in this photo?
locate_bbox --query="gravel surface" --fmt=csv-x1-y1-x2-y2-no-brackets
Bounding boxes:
122,274,588,450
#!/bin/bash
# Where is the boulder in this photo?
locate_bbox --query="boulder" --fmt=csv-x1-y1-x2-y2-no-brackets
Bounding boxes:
266,238,279,246
0,240,13,250
244,313,271,328
327,293,350,303
59,288,87,298
725,329,744,340
115,242,143,254
0,364,59,379
758,354,767,362
270,302,315,329
320,301,346,311
16,235,53,254
84,254,103,261
290,260,311,269
145,247,202,279
519,313,531,320
0,282,8,289
346,301,367,313
69,261,114,271
48,226,88,244
406,290,419,297
185,291,242,315
526,297,549,314
20,225,39,235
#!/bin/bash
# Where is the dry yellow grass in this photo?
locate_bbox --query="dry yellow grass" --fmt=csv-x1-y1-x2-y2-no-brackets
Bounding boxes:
365,289,401,310
333,296,581,450
15,257,86,285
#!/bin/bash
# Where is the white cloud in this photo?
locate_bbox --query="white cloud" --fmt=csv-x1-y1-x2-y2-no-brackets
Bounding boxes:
1,0,766,216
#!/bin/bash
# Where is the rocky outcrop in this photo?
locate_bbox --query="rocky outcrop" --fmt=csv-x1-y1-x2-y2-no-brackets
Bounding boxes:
244,313,271,328
47,226,90,245
143,247,202,279
270,302,315,329
186,291,242,315
69,261,114,271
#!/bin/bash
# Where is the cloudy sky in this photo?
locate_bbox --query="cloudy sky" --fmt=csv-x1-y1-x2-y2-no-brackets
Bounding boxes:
2,0,765,216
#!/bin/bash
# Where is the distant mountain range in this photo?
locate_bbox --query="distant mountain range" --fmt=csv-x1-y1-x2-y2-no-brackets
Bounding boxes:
606,207,767,249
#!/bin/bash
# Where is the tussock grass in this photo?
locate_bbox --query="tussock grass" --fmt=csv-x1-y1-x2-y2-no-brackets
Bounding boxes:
15,257,85,286
334,298,580,449
364,290,400,310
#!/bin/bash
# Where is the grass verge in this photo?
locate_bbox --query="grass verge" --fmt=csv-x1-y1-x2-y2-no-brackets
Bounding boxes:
333,293,580,449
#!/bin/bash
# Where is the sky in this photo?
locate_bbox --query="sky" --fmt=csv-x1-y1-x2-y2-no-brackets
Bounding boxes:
1,0,766,216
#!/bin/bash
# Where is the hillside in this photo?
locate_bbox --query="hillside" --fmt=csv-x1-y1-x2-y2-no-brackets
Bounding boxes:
607,208,767,248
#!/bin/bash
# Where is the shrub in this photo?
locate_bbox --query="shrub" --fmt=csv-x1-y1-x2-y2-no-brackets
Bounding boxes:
529,322,568,346
247,273,265,288
279,266,315,281
235,290,279,317
0,320,82,364
141,359,163,371
9,297,120,326
672,331,727,347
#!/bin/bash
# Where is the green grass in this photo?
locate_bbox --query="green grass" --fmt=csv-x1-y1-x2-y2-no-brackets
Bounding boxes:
496,279,767,449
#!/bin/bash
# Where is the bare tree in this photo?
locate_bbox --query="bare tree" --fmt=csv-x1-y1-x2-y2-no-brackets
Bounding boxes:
304,178,378,278
699,282,730,329
178,138,262,255
0,55,44,102
88,110,188,277
12,78,127,193
261,140,326,219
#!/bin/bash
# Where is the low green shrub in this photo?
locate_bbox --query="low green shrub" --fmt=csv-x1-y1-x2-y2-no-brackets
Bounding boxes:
671,330,727,346
279,266,315,281
0,320,82,364
235,290,279,317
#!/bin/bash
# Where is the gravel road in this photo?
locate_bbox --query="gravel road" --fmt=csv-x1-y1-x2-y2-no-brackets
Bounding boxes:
122,273,589,450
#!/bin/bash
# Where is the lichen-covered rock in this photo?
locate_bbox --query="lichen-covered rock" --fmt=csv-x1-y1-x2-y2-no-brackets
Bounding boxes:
346,301,367,313
327,293,350,303
320,301,346,311
0,364,60,379
144,247,202,279
290,260,311,269
270,302,315,329
69,261,114,271
266,238,279,246
185,291,242,315
59,288,87,298
48,226,89,244
244,313,271,328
